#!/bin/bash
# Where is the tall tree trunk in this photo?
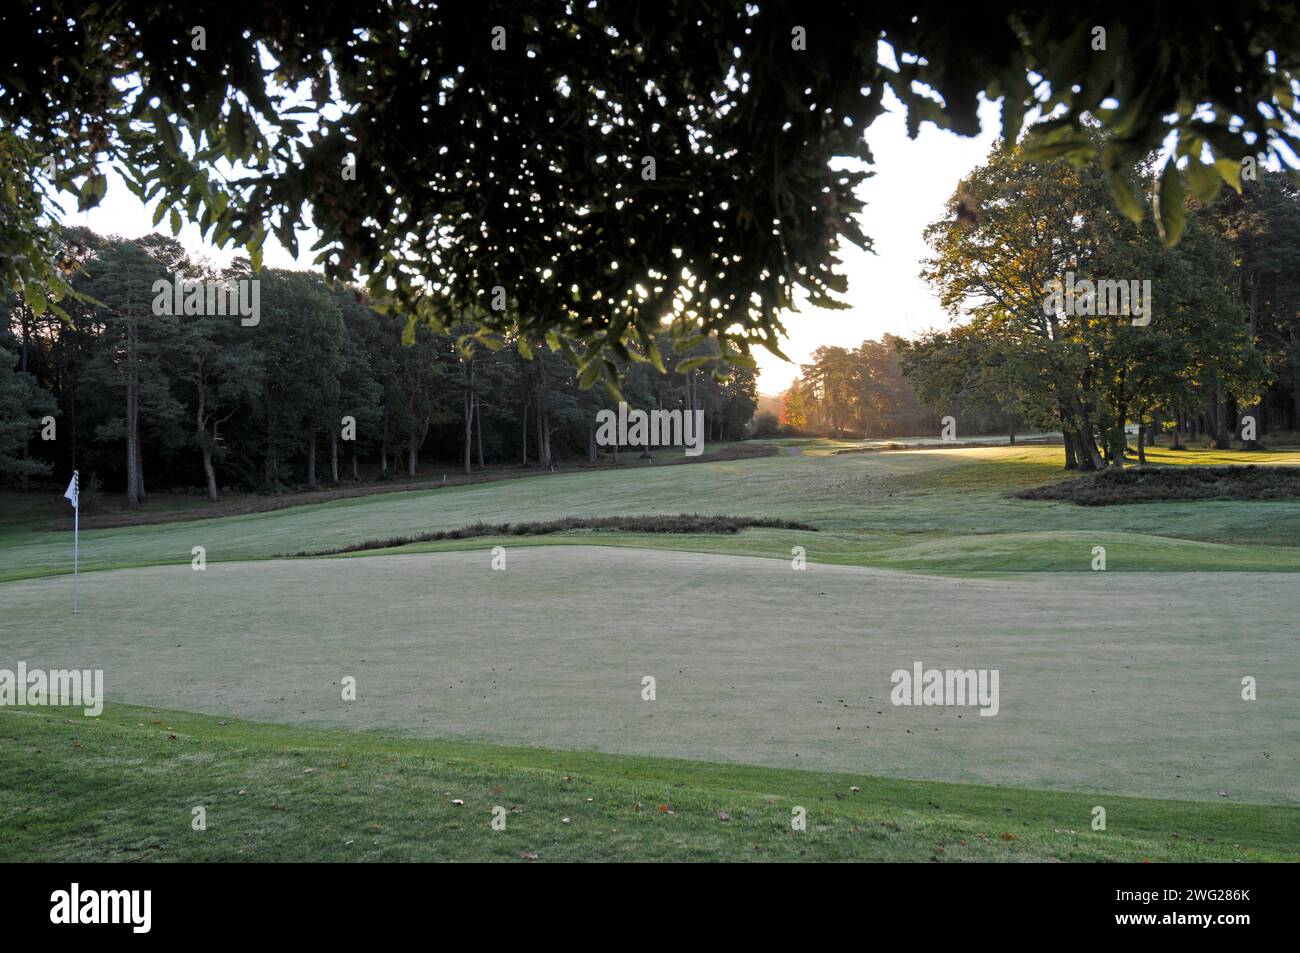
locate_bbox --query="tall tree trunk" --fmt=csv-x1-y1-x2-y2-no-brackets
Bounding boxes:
125,316,141,507
1291,328,1300,429
520,398,529,465
329,431,339,484
264,401,279,487
1136,424,1147,465
1078,430,1105,470
407,437,418,477
307,433,318,488
475,395,485,469
1072,399,1106,470
136,440,146,501
351,449,359,481
534,388,551,468
463,389,473,474
19,308,29,491
1242,275,1263,449
197,389,219,502
1214,393,1232,450
1062,430,1079,470
201,442,219,502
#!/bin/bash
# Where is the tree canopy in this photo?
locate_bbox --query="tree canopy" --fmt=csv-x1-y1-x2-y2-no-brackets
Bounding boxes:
2,3,1298,384
902,136,1280,468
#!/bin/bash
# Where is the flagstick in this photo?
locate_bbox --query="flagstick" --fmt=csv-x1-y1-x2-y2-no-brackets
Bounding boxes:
72,470,79,614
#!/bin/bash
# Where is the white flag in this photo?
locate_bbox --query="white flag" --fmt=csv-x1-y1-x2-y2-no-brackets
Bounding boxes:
64,472,78,510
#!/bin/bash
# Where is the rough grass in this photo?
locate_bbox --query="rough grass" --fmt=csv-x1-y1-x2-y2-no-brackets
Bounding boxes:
3,705,1294,862
287,513,816,557
1016,466,1300,506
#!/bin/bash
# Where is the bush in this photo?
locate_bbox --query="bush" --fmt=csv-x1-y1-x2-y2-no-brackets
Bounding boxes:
289,513,818,556
1014,465,1300,506
750,412,781,439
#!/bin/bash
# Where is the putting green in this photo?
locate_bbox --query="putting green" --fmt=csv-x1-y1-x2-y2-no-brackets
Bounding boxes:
3,545,1295,805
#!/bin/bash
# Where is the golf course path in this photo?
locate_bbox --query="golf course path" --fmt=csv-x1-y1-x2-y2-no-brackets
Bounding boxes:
4,546,1296,804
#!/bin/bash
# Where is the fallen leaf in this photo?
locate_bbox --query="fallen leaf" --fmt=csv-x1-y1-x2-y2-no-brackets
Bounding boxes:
999,831,1018,842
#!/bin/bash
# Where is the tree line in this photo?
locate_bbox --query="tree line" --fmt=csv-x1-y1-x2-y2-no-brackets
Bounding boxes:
777,143,1299,463
1,228,758,503
777,336,939,438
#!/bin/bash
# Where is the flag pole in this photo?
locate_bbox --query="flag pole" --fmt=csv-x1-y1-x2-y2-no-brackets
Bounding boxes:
72,469,79,614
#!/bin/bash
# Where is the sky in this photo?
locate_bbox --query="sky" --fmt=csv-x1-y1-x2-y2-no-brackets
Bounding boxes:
55,89,1006,396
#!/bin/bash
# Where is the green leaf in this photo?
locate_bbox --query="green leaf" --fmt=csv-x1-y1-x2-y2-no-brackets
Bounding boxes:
1214,156,1243,193
675,355,712,372
248,227,265,271
1106,171,1145,224
77,173,107,211
577,358,604,389
1153,162,1186,246
643,338,667,373
1184,159,1222,204
1020,138,1093,163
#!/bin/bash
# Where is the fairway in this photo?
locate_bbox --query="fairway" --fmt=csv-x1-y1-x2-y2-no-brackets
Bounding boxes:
8,446,1300,582
5,544,1296,805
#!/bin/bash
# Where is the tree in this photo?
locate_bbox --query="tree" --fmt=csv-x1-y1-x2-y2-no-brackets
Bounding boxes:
330,289,385,482
913,133,1269,468
255,271,347,487
3,4,1295,384
1202,173,1300,443
77,241,181,504
164,307,265,502
0,339,56,479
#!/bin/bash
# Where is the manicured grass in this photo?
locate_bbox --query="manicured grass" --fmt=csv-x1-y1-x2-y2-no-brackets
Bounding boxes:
2,705,1294,862
8,547,1295,803
5,444,1300,581
5,443,1298,863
